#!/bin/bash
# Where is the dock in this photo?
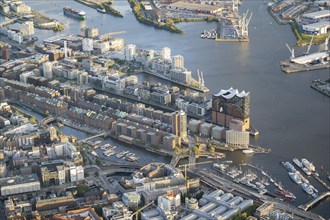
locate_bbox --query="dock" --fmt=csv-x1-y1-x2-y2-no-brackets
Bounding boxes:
313,173,330,191
280,60,330,74
299,191,330,211
310,80,330,97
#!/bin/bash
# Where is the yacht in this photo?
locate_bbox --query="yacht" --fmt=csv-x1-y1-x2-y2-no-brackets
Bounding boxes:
301,183,313,195
302,167,312,176
302,158,316,172
289,172,302,184
293,158,303,168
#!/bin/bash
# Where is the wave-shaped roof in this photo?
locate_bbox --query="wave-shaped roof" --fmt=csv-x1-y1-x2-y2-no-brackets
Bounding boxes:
214,87,249,99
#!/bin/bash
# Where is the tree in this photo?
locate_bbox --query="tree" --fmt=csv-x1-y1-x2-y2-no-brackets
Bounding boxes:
96,158,102,166
193,146,199,155
76,184,89,196
95,171,99,177
174,147,180,154
209,146,215,154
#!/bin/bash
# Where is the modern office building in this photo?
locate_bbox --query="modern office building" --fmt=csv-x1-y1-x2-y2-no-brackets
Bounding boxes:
171,110,187,141
212,88,250,130
125,44,137,61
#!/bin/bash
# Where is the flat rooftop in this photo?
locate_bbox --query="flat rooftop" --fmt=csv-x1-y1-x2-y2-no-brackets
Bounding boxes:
302,10,330,19
168,2,222,13
292,52,329,64
0,174,39,187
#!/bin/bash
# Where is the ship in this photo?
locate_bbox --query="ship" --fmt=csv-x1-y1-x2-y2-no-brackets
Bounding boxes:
301,183,313,195
275,189,296,201
97,7,106,13
63,6,86,20
302,158,315,172
289,172,302,184
293,158,302,168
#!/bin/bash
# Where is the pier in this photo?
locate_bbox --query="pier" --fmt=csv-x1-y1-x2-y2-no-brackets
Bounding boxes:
313,174,330,191
299,191,330,211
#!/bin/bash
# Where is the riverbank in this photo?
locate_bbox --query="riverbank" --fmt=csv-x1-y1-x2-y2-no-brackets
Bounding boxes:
127,0,183,34
73,0,123,18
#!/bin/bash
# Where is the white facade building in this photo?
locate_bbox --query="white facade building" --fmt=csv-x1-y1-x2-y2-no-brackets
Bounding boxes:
160,47,171,61
125,44,137,61
172,55,184,69
21,21,34,37
19,71,34,83
82,38,94,52
43,61,53,79
225,130,249,147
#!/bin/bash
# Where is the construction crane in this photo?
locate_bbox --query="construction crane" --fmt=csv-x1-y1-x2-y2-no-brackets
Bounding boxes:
179,161,213,180
130,201,154,220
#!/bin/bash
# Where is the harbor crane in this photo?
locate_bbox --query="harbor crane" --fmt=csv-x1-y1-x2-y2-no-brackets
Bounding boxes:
305,34,314,55
232,0,239,12
130,201,154,220
286,43,295,60
241,10,253,38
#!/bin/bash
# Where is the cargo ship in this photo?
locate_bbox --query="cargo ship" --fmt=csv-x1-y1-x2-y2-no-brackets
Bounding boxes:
63,6,86,20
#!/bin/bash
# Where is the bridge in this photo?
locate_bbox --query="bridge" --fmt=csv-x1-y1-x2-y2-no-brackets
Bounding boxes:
170,155,183,167
41,117,56,125
78,132,108,143
0,18,17,27
299,191,330,211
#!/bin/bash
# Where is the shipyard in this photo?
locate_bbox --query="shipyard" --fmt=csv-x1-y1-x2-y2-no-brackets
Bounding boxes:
0,0,329,219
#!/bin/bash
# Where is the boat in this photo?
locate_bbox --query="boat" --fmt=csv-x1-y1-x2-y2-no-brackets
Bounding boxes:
94,140,102,145
63,6,86,20
302,158,316,172
293,158,302,168
302,167,312,176
301,183,313,195
91,151,98,157
97,7,106,13
282,161,296,172
275,189,296,201
242,149,254,154
310,185,318,194
289,172,302,184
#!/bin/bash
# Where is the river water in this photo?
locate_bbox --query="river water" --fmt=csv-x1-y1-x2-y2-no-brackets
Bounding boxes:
8,0,330,217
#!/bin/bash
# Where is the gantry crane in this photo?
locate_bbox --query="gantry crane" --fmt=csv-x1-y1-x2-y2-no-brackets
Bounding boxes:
130,201,154,220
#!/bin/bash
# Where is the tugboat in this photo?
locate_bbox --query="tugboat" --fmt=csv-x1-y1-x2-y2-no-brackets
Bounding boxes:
63,6,86,20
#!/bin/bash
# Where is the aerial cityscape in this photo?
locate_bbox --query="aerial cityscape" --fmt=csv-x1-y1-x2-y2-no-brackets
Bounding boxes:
0,0,329,219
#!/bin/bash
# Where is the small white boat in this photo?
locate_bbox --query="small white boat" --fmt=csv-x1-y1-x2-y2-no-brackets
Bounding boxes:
242,149,254,154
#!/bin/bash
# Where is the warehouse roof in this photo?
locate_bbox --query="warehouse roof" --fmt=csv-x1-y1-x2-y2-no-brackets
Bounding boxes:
302,10,330,19
168,2,222,13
